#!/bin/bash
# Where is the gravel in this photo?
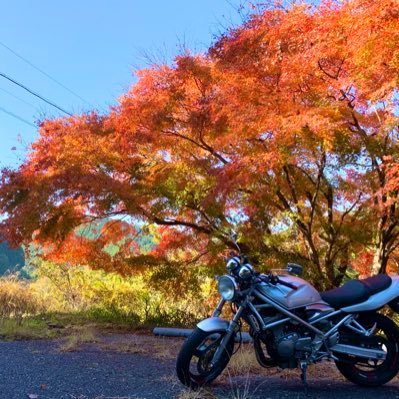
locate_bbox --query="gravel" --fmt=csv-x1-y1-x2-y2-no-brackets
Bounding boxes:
0,335,398,399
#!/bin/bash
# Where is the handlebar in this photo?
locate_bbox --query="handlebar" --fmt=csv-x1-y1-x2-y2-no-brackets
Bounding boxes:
256,273,298,290
277,278,298,290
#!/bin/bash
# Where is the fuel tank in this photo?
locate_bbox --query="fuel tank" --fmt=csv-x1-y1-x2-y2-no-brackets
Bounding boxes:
256,275,322,309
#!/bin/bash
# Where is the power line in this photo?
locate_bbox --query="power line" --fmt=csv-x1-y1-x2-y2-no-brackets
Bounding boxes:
0,86,39,110
0,105,36,128
0,40,96,109
0,72,72,116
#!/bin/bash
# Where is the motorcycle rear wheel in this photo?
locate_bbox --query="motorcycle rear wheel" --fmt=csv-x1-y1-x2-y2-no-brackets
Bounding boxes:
335,313,399,387
176,327,234,389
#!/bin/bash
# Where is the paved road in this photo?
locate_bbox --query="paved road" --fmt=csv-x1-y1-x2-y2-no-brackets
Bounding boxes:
0,338,178,399
0,335,398,399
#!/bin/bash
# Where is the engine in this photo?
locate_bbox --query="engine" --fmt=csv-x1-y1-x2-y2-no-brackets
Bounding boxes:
254,311,337,369
276,332,300,358
272,326,313,368
249,301,340,369
251,321,312,369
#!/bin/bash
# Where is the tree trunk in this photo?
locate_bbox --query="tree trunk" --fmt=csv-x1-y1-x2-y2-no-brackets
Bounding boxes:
372,240,389,275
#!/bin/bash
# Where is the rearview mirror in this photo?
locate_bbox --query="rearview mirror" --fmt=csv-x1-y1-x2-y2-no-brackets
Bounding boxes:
287,263,303,276
229,230,241,253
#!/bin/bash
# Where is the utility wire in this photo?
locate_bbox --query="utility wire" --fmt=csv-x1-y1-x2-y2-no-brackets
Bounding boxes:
0,72,73,116
0,86,39,110
0,105,36,128
0,40,96,109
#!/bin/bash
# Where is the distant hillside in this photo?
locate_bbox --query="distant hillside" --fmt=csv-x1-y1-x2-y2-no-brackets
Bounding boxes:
0,242,25,275
0,219,154,277
76,219,156,255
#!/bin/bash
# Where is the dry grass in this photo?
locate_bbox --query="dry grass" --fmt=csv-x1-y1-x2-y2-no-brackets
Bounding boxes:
151,336,183,359
221,345,267,399
175,383,261,399
226,345,263,376
0,278,41,320
213,343,344,398
70,396,139,399
58,326,98,352
175,388,219,399
223,343,344,381
0,318,56,340
93,334,182,358
306,359,345,381
98,335,148,354
173,345,267,399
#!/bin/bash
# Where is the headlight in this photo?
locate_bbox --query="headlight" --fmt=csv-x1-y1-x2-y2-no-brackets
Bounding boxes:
226,256,240,273
238,264,253,279
218,275,237,301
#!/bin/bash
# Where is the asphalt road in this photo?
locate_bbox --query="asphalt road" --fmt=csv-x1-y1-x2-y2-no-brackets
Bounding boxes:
0,335,399,399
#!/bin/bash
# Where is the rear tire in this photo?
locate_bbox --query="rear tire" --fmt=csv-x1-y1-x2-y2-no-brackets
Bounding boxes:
335,313,399,387
176,327,234,389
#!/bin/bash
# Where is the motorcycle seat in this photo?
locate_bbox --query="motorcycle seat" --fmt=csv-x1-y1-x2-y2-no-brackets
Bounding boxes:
320,274,392,309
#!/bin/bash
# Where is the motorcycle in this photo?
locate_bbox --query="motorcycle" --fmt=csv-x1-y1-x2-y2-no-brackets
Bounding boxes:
176,235,399,389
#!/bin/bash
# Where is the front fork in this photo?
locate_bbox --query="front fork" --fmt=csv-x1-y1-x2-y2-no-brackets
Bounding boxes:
212,298,226,317
210,302,246,366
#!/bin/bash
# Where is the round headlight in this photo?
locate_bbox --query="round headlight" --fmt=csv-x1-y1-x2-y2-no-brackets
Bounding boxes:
238,264,253,279
218,275,237,301
226,256,240,273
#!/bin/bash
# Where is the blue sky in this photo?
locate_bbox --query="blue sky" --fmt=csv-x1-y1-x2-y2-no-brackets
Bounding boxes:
0,0,241,168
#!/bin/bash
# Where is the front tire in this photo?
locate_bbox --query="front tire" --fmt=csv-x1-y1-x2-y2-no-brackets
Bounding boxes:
335,313,399,387
176,327,234,388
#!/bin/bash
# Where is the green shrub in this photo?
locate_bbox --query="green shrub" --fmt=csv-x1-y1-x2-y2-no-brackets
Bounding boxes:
85,307,141,325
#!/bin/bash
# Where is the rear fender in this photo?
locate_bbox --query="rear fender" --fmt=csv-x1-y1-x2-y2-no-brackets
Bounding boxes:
342,275,399,313
197,317,229,333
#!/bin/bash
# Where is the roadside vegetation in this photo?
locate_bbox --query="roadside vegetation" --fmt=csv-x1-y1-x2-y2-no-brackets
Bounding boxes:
0,259,219,340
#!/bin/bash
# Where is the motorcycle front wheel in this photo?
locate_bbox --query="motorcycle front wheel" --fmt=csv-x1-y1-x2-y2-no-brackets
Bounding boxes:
335,313,399,387
176,327,235,388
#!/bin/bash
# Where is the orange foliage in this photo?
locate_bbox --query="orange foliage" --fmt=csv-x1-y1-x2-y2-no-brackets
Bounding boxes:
352,251,374,278
1,0,399,285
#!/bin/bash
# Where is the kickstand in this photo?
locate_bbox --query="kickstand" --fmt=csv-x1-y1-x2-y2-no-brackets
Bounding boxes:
300,361,309,396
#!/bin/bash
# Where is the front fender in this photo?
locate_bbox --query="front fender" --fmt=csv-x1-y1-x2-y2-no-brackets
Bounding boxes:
197,317,229,333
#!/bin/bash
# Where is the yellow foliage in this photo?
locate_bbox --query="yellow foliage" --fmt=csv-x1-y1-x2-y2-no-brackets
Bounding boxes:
0,277,41,320
0,261,217,328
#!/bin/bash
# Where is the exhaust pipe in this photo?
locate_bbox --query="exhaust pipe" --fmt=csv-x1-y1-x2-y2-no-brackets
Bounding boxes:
330,343,386,360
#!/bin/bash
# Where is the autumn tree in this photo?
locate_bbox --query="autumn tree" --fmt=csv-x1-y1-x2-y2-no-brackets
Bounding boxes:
1,0,398,288
208,0,399,278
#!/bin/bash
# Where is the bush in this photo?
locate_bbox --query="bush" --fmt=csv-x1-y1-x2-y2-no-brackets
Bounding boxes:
85,307,141,325
0,277,40,320
0,260,219,329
